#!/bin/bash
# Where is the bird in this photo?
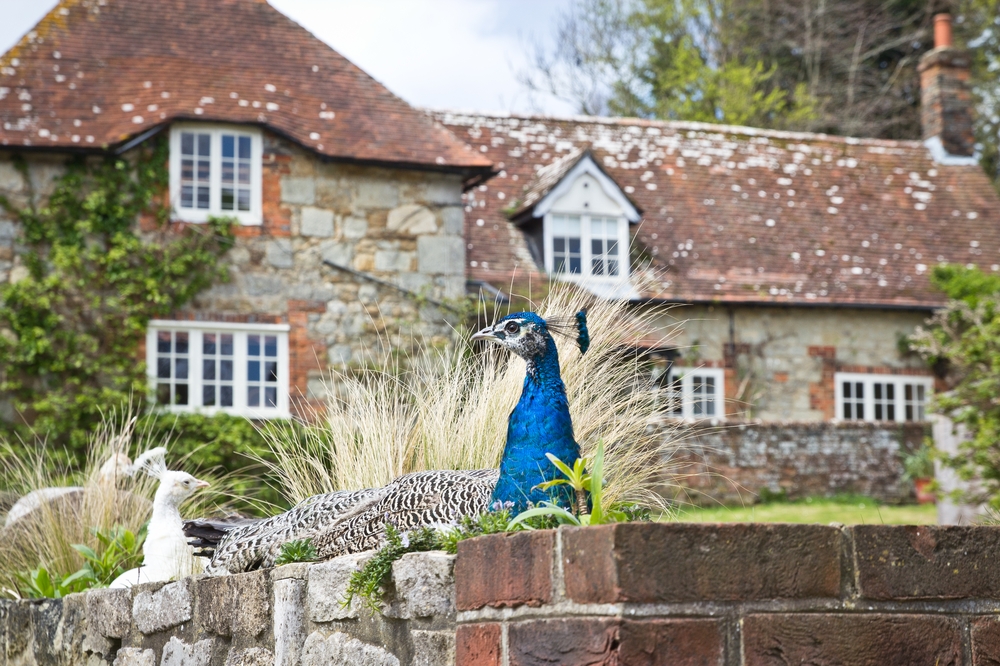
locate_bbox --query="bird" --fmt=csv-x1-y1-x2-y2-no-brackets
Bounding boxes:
110,453,209,588
4,447,167,528
184,310,589,576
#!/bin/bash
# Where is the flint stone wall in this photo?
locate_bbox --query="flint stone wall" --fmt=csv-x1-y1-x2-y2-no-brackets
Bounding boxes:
673,421,927,504
0,550,456,666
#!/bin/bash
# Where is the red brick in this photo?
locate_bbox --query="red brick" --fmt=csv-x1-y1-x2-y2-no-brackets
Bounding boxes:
507,618,724,666
743,614,963,666
562,523,841,603
455,531,553,610
456,623,502,666
972,616,1000,666
853,525,1000,600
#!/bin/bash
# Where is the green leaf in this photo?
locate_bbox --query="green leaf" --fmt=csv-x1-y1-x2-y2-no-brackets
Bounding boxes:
507,504,581,529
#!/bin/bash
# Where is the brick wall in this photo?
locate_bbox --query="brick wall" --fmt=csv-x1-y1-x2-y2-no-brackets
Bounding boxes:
6,523,1000,665
671,421,927,504
455,523,1000,666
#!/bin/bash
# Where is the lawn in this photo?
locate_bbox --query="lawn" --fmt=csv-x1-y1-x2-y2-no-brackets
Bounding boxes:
667,495,937,525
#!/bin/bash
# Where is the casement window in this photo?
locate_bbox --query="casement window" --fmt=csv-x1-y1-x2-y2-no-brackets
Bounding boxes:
168,124,262,225
545,213,628,280
664,367,725,420
147,320,290,418
834,373,933,423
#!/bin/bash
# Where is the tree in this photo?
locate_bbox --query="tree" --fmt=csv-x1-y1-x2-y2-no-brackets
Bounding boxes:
910,265,1000,509
522,0,1000,183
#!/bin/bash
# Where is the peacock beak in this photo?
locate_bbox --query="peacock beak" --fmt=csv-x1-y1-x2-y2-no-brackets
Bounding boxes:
194,479,210,489
471,326,497,342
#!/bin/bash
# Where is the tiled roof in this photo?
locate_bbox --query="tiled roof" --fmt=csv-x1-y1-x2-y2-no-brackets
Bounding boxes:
435,111,1000,309
0,0,491,173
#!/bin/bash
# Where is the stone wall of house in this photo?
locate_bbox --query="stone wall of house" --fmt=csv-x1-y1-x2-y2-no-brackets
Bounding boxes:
8,524,1000,665
669,421,927,504
651,304,932,422
0,550,457,666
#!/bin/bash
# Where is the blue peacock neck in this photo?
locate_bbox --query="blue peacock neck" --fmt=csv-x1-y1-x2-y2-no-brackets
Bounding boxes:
490,336,580,512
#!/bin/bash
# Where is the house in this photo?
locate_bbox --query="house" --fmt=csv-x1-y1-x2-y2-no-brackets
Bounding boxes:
1,3,994,502
0,0,491,420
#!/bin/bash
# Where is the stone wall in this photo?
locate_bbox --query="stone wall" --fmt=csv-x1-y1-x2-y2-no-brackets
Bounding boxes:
8,524,1000,665
671,421,927,504
455,523,1000,665
0,550,457,666
651,304,932,422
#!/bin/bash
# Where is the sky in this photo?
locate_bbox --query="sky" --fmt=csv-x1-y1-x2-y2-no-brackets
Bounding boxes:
0,0,577,116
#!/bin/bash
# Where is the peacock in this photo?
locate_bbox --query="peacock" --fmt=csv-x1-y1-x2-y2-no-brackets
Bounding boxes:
184,310,589,575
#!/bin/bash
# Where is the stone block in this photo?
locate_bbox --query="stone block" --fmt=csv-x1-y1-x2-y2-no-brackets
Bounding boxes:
417,236,464,276
267,239,294,268
742,613,962,666
282,177,316,205
455,531,553,611
972,616,1000,665
274,578,306,666
343,216,368,239
456,624,501,666
307,552,371,621
374,249,414,272
225,648,274,666
357,284,378,303
441,206,464,234
112,648,155,666
301,207,335,237
86,587,133,639
133,580,193,635
244,274,287,296
386,551,455,619
320,240,354,267
197,569,270,638
356,180,398,208
328,344,353,366
387,204,437,235
421,180,462,205
301,631,400,666
412,630,455,666
0,219,19,240
397,272,431,293
160,636,214,666
854,525,1000,600
562,523,841,604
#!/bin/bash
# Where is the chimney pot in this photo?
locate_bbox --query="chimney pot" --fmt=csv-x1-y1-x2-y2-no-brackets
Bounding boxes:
934,13,953,49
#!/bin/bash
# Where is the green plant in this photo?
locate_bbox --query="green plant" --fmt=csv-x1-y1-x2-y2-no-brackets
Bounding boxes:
344,524,441,612
0,141,234,454
14,566,89,599
274,539,318,566
901,443,935,482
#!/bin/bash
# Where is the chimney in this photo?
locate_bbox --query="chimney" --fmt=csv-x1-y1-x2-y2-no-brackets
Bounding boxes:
918,13,975,157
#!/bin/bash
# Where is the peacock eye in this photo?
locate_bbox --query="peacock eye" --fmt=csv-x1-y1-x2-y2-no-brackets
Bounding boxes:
504,321,519,335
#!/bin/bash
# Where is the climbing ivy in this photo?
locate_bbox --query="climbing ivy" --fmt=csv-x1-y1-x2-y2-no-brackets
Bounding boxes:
0,138,234,454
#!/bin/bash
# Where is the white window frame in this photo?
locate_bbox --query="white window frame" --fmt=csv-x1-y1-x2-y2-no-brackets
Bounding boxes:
146,320,290,418
834,372,933,423
664,367,726,421
543,212,630,282
168,123,263,225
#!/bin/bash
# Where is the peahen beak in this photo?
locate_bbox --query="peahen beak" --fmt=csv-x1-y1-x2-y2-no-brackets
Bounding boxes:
471,326,497,342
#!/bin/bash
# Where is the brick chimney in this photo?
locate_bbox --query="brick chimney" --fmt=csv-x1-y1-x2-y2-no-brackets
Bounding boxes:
918,13,975,157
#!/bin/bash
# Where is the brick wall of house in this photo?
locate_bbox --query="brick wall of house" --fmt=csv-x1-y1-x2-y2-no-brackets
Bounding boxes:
652,304,932,422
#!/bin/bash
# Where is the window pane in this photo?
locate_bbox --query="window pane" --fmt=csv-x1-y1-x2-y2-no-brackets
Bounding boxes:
175,358,188,380
220,359,233,381
265,336,277,356
220,385,233,407
221,188,234,210
181,132,194,155
203,359,216,380
197,186,210,209
553,238,565,252
197,133,210,156
157,383,171,405
248,386,260,407
203,385,216,406
248,335,260,356
239,136,251,159
181,185,193,208
238,189,250,211
203,333,216,354
221,334,233,355
265,361,278,382
249,360,260,382
238,163,250,185
175,383,188,405
176,332,188,354
222,135,234,158
158,331,172,353
265,386,277,407
157,358,171,379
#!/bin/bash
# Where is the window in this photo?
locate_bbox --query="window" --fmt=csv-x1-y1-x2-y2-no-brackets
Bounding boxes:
169,124,262,225
545,213,627,280
664,367,725,420
147,321,290,417
835,373,932,423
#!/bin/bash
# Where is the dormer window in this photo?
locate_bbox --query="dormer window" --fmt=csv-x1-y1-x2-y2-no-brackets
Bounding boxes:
510,148,640,291
169,123,262,225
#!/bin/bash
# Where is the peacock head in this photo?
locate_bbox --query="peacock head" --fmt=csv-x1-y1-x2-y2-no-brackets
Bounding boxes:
472,310,590,362
155,471,210,507
472,312,553,361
